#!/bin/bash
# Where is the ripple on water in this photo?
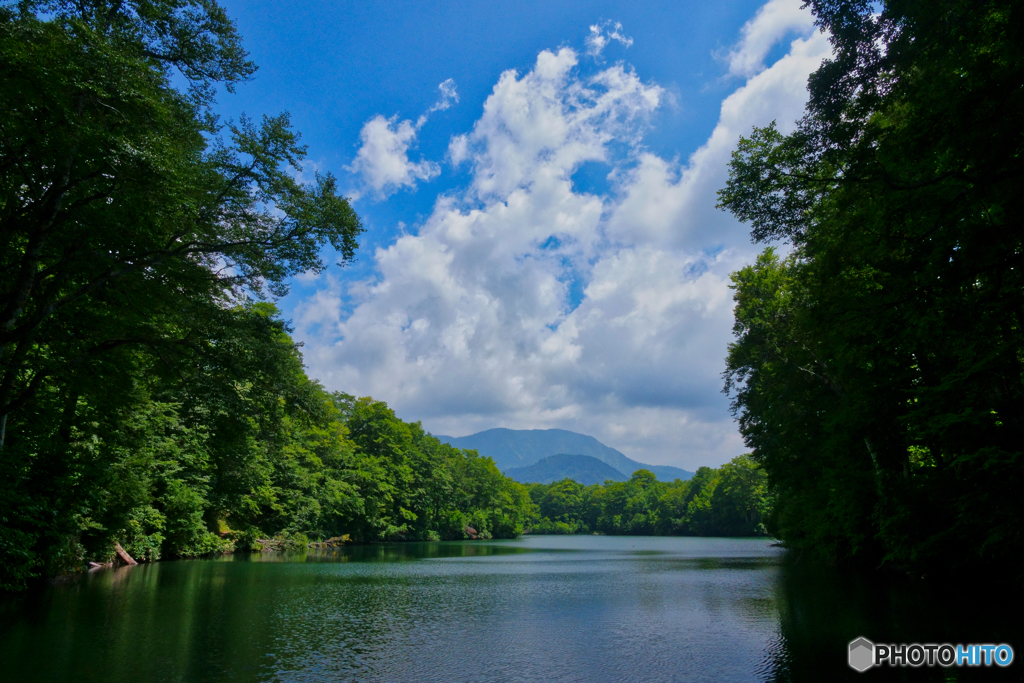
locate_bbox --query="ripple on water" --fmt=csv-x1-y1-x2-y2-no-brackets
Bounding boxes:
6,536,1013,683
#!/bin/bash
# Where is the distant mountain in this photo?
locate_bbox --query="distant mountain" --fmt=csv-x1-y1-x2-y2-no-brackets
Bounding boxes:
433,428,693,481
505,454,628,485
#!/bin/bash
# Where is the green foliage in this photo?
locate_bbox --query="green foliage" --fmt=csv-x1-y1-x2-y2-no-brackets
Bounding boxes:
530,519,581,535
329,393,533,543
121,506,166,562
0,1,363,455
10,0,257,104
0,301,536,589
0,1,534,591
719,0,1024,576
524,457,771,538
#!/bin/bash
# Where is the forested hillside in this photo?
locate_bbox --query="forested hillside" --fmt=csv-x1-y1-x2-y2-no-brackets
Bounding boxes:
506,454,628,486
719,0,1023,578
0,1,531,591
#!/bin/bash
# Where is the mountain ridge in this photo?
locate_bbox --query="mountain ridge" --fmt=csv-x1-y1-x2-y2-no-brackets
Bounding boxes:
505,454,628,485
433,428,693,482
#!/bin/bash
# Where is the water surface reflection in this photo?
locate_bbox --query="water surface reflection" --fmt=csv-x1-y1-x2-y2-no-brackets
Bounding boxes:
0,536,1018,682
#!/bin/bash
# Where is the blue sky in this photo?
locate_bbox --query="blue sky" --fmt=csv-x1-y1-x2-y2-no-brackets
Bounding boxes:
214,0,832,470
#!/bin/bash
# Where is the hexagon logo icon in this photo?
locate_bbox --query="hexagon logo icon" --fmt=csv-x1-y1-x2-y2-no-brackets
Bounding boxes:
849,637,874,672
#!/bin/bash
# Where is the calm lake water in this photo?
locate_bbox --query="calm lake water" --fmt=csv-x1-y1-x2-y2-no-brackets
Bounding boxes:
1,536,1020,682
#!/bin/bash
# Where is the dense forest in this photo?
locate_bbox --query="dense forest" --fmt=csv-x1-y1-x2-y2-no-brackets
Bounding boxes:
719,0,1023,578
525,455,769,537
0,1,538,591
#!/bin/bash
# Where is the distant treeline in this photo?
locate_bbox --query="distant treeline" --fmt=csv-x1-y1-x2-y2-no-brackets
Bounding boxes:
525,455,770,537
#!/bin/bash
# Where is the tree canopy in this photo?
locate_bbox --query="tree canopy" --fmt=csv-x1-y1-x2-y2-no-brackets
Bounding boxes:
0,2,362,449
0,1,537,591
719,0,1023,577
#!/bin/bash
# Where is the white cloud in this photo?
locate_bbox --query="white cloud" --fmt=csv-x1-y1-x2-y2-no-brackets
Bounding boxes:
586,21,634,57
432,78,459,112
293,268,322,285
608,28,832,251
457,47,661,201
347,115,439,198
725,0,817,78
348,79,459,198
299,4,831,470
448,133,469,166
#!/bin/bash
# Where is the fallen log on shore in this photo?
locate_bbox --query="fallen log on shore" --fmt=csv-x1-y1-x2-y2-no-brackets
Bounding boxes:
255,534,351,551
308,536,350,549
114,542,137,566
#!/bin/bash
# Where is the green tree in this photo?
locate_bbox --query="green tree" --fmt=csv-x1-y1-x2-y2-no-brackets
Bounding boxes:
523,463,771,538
723,251,878,556
0,1,363,588
0,1,363,448
537,478,585,524
333,394,532,542
709,455,770,536
719,0,1024,575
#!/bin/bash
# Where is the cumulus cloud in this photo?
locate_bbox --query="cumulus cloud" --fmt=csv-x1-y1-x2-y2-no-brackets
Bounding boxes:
299,4,831,470
347,115,439,197
725,0,817,78
585,21,634,57
456,48,660,202
348,79,459,198
608,27,832,251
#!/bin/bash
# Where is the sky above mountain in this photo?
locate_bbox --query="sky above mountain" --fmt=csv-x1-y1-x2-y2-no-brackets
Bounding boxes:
214,0,833,470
